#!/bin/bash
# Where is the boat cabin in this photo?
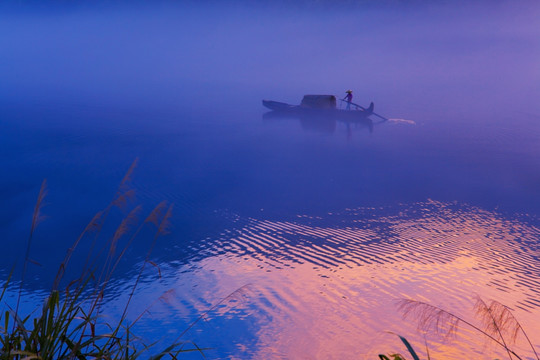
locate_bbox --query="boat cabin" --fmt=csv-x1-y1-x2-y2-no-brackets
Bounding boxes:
300,95,337,109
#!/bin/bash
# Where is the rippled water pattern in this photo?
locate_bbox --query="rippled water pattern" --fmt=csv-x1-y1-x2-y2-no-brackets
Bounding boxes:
108,201,539,359
1,1,539,359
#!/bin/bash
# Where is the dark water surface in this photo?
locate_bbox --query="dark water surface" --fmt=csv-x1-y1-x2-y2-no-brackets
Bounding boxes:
1,1,539,359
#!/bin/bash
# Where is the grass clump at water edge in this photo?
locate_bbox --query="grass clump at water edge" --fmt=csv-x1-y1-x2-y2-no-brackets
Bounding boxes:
0,161,206,359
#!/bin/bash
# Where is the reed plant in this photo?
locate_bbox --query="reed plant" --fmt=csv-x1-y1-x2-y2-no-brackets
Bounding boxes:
0,160,206,359
379,297,539,360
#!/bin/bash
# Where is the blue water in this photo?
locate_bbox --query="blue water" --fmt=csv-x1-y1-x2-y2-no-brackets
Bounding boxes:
1,1,539,359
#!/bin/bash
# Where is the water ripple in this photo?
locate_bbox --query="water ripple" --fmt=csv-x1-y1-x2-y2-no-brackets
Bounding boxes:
123,201,539,359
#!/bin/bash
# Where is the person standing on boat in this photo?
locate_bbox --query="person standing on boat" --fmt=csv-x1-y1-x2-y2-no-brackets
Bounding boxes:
343,90,353,110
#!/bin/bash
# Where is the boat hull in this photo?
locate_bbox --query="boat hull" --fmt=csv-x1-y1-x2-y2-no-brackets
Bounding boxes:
262,100,374,121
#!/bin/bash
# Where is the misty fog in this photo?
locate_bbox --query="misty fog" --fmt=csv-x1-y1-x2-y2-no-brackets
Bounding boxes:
1,1,538,117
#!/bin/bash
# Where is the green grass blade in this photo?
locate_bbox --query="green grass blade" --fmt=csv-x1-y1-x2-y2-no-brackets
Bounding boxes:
62,335,87,360
397,335,421,360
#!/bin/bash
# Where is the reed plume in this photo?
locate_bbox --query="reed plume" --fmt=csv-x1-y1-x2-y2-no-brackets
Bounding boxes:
397,299,460,340
15,179,47,324
396,297,536,360
474,296,539,360
111,205,142,255
0,162,206,359
145,200,168,227
104,200,175,354
81,158,139,280
53,210,104,290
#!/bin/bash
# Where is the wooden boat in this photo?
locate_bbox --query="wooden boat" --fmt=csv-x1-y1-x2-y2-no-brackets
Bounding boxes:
262,95,374,121
262,95,375,135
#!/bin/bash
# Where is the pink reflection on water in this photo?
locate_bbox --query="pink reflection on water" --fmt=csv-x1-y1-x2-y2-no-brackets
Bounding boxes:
124,201,540,359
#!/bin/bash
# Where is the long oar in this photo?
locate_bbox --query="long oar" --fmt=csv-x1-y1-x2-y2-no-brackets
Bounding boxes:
340,99,389,122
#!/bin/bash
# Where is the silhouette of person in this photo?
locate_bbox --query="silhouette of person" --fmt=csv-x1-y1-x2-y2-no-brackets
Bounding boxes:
343,90,353,110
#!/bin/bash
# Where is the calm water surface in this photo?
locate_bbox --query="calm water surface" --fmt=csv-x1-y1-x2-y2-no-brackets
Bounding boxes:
1,1,539,359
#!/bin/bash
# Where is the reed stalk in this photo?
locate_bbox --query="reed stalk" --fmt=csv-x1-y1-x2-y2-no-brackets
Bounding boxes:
0,163,205,359
379,297,539,360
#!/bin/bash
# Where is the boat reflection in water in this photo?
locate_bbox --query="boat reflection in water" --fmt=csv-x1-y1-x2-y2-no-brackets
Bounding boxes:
262,95,377,136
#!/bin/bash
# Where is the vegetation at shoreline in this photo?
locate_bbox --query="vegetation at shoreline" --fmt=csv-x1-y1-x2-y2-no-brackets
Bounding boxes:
0,160,205,359
379,297,539,360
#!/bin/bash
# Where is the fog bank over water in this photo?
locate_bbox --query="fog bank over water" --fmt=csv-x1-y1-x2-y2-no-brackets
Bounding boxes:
1,1,539,117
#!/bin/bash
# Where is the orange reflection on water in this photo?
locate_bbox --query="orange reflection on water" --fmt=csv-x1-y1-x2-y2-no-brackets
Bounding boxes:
185,252,538,359
130,201,540,359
